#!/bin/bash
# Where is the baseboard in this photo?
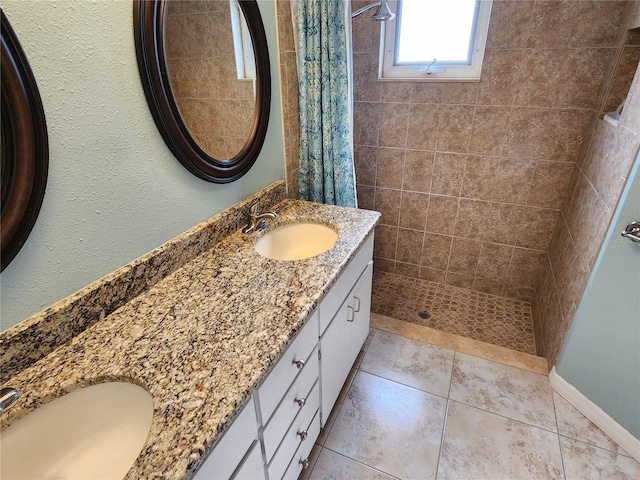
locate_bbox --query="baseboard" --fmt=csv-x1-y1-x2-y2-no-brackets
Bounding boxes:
549,367,640,462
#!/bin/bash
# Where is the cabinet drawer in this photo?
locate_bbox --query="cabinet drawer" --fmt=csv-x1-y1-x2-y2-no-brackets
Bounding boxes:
231,440,265,480
281,409,321,480
194,396,258,480
320,234,374,334
263,346,319,461
258,310,319,421
268,383,319,480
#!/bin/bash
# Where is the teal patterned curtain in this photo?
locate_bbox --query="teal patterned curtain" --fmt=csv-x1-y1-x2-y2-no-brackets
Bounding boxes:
297,0,357,207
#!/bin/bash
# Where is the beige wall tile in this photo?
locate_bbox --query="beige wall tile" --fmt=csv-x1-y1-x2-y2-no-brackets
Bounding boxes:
356,185,375,210
376,148,405,189
493,157,537,205
421,233,453,271
446,272,475,289
485,0,535,49
403,150,434,192
407,104,439,151
428,195,459,236
437,105,474,153
448,238,482,275
469,107,511,155
396,229,425,265
375,188,402,226
379,103,410,148
399,191,430,230
354,145,378,186
374,225,398,259
527,162,576,209
432,153,466,196
461,156,500,200
516,208,561,251
477,243,513,281
353,102,381,145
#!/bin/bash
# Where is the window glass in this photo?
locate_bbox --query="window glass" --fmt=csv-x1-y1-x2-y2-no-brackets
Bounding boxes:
381,0,492,81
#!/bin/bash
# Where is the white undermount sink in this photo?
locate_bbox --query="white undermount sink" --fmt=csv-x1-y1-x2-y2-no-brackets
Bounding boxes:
255,222,338,260
1,382,153,480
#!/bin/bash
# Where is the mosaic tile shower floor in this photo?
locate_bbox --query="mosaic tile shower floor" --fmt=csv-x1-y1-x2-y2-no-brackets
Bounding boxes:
371,271,536,355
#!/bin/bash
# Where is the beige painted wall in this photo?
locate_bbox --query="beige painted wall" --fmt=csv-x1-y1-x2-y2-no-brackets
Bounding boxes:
0,0,285,330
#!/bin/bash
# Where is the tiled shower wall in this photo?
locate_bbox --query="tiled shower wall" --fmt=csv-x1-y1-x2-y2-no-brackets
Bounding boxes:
276,0,301,198
533,3,640,365
165,1,254,159
275,1,639,367
351,0,628,302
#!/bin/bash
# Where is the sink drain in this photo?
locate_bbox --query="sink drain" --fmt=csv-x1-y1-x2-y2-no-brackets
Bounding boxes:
417,310,432,320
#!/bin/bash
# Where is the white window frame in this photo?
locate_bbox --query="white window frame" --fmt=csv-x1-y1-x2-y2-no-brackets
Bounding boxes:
380,0,493,81
229,0,256,81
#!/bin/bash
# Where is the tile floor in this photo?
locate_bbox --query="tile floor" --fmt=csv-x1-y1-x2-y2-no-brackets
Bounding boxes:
372,272,536,355
302,328,640,480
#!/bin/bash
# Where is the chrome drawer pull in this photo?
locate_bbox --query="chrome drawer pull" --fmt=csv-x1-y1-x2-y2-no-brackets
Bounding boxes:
294,397,306,408
347,305,355,322
300,458,310,470
298,429,308,441
292,358,306,369
353,296,361,312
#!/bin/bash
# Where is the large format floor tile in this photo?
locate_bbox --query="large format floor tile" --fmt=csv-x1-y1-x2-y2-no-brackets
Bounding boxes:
306,326,640,480
324,370,447,480
359,330,455,397
560,436,640,479
449,352,557,431
438,401,564,479
308,448,396,480
553,391,629,455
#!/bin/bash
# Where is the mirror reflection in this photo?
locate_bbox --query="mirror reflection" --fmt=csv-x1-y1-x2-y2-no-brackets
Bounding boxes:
164,0,256,161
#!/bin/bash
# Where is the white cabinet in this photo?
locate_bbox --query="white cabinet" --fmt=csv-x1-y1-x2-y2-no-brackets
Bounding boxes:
193,396,262,480
319,260,373,425
194,233,374,480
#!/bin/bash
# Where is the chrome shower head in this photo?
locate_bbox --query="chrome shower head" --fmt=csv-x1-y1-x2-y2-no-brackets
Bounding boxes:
351,1,396,22
371,0,395,21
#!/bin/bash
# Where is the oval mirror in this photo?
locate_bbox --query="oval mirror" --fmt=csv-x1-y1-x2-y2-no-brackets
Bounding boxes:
1,11,49,272
133,0,271,183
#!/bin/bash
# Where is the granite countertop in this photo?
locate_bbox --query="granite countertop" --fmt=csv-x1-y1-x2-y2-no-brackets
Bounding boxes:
0,198,380,479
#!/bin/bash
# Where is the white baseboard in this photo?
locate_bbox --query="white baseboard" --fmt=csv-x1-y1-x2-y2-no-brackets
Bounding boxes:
549,367,640,462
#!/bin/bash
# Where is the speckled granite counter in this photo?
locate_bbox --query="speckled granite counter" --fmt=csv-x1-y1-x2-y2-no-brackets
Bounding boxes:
0,185,380,479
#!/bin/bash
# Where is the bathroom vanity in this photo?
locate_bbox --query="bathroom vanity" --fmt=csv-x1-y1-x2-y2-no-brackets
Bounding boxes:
0,182,380,479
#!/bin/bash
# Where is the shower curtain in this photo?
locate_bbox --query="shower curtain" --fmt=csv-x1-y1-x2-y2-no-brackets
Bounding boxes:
295,0,357,208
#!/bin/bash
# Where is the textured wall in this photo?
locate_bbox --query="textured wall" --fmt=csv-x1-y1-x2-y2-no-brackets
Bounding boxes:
533,2,640,366
351,0,627,302
165,0,255,160
0,0,285,330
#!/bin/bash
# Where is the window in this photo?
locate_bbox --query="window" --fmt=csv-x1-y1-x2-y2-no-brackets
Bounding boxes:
229,0,256,81
380,0,492,81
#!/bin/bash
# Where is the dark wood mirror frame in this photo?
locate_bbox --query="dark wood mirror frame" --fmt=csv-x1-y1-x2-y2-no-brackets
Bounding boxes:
1,10,49,272
133,0,271,183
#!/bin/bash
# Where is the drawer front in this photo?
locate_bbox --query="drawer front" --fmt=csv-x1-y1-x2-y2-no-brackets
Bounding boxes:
194,396,258,480
231,440,265,480
281,409,321,480
263,346,319,461
267,382,320,480
258,310,319,421
320,234,374,334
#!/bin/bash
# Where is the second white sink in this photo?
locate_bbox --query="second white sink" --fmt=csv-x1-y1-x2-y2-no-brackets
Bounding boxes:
1,382,153,479
255,223,338,260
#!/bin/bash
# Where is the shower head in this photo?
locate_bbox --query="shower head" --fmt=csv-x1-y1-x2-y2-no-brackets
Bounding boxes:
351,1,396,22
371,0,395,21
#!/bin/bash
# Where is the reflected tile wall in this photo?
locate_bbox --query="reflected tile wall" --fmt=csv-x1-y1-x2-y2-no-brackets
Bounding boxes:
352,0,628,305
533,3,640,366
165,0,255,160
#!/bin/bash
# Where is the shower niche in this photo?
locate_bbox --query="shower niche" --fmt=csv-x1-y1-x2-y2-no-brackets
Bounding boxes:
601,25,640,126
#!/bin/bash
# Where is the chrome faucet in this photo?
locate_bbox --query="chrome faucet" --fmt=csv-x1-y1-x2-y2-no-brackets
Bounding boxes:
242,203,277,234
0,388,19,415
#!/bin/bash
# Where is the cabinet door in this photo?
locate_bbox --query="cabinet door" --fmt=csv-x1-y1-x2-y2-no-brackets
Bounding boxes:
319,261,373,426
194,397,259,480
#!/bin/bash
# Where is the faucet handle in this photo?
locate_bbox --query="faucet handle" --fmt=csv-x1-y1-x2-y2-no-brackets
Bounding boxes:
249,202,259,216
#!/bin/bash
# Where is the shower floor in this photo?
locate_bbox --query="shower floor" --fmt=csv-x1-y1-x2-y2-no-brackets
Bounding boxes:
371,271,537,355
